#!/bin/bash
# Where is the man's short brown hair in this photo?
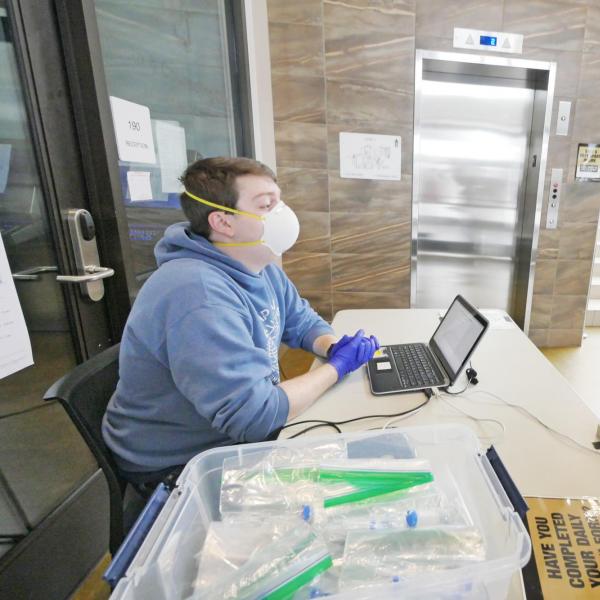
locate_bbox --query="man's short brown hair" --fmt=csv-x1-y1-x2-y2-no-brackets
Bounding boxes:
179,157,276,238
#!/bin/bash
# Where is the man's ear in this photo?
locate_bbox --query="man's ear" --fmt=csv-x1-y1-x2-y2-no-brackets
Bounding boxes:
207,211,235,238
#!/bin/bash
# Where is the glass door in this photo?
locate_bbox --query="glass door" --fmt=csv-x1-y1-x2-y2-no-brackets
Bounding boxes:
53,0,253,298
0,1,108,561
94,0,246,284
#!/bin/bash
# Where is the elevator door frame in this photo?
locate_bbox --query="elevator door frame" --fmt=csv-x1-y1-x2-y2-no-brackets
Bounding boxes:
412,50,556,333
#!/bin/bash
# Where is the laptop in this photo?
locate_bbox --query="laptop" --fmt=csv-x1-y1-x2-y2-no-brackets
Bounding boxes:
367,295,489,395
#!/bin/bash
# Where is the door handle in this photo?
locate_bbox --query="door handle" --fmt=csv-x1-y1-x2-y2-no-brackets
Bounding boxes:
64,209,111,301
12,266,58,281
56,265,115,283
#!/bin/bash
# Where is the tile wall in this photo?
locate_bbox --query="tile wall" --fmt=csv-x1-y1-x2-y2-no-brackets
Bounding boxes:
267,0,600,346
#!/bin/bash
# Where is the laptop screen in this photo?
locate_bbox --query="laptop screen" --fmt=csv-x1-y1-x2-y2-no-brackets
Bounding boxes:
429,295,488,383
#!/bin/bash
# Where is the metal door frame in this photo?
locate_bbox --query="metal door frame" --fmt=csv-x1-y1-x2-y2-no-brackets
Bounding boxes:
412,49,556,333
6,0,115,359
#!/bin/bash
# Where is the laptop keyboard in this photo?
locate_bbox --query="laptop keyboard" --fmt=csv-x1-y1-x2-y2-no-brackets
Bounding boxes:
390,343,444,389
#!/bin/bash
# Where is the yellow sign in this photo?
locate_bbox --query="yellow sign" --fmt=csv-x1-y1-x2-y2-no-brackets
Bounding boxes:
526,497,600,598
576,144,600,181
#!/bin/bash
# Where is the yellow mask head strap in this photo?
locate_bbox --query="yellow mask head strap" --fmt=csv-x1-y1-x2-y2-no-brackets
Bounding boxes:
183,189,262,220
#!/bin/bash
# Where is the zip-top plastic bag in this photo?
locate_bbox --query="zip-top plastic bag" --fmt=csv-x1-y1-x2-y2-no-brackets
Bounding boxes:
319,465,471,528
191,517,333,599
314,481,472,558
221,453,434,522
220,441,347,517
339,527,486,592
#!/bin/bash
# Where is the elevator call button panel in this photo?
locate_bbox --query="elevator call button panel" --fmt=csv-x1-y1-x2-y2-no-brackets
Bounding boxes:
546,168,563,230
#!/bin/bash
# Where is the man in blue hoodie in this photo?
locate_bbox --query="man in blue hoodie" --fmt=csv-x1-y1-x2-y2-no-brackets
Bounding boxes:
103,157,378,493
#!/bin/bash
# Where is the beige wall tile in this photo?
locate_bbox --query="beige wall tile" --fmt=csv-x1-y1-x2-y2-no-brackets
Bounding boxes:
416,0,503,40
283,251,331,291
528,328,548,348
272,75,326,123
538,229,560,259
331,212,410,254
554,260,591,296
269,22,324,77
572,98,600,141
324,0,414,93
547,137,574,179
275,121,328,169
559,182,600,224
414,35,455,52
530,294,553,329
533,259,557,294
326,80,413,128
584,5,600,54
278,168,329,212
333,291,409,314
557,222,596,259
267,0,323,25
547,328,583,347
332,252,410,294
293,211,330,253
328,171,413,216
503,0,586,52
578,51,600,99
301,290,332,322
550,293,587,329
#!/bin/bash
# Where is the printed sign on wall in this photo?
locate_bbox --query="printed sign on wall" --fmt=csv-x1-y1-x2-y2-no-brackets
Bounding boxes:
575,144,600,182
109,96,156,165
524,497,600,598
340,132,401,181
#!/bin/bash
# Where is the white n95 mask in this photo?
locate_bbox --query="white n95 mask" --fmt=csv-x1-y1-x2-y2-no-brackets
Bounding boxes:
183,189,300,256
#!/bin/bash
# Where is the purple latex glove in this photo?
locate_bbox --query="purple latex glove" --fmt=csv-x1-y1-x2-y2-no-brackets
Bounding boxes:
328,329,379,380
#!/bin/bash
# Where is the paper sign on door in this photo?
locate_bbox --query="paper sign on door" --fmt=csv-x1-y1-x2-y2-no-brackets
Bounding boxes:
127,171,153,201
109,96,156,164
0,233,34,379
0,144,11,193
155,120,187,193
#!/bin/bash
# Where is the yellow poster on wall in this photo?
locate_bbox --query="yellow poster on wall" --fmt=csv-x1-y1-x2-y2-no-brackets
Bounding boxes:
575,144,600,181
525,497,600,598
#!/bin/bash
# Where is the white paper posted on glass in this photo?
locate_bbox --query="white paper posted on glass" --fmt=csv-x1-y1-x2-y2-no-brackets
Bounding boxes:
127,171,153,201
0,232,33,379
339,132,401,181
155,120,187,194
110,96,156,165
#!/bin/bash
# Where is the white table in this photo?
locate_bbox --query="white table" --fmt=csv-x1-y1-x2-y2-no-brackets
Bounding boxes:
286,308,599,497
283,309,600,599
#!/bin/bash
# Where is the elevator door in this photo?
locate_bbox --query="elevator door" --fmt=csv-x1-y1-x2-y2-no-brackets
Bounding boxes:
414,68,537,316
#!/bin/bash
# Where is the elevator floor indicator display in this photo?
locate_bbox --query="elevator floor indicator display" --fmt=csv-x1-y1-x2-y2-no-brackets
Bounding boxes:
480,36,497,46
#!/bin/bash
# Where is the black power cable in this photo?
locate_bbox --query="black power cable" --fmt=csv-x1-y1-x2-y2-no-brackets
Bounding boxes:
283,395,431,439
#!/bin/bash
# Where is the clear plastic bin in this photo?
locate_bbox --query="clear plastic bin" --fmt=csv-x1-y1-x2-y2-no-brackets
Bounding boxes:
109,425,531,600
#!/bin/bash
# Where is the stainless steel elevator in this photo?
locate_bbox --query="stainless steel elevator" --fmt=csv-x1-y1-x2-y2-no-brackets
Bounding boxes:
412,51,555,330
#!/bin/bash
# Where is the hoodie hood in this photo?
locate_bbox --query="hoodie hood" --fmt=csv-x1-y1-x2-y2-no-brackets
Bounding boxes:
154,221,264,289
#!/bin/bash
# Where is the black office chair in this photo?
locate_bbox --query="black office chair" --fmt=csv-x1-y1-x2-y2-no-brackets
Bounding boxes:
44,343,142,555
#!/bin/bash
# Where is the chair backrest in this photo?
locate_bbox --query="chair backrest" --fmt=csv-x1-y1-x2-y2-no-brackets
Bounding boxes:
44,343,125,553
